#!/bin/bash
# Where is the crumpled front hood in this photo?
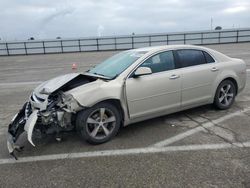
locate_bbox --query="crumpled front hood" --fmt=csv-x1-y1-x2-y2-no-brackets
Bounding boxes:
66,78,121,108
34,73,80,95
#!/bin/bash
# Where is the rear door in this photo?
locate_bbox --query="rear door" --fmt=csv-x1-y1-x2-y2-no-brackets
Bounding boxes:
175,49,219,108
125,50,181,119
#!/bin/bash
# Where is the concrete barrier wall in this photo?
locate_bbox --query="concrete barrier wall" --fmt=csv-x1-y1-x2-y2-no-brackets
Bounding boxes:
0,28,250,56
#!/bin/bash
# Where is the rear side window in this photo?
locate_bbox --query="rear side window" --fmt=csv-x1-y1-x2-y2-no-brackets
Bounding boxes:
140,51,175,73
203,51,215,63
176,49,206,68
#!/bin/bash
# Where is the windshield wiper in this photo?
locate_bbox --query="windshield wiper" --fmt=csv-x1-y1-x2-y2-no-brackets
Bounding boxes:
92,72,108,77
86,72,112,79
111,74,119,79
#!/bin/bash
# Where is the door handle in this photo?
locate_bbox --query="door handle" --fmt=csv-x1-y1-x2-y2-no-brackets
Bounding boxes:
211,67,218,72
169,74,180,80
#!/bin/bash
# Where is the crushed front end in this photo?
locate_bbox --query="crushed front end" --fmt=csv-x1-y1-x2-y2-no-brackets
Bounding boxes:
7,73,97,159
7,102,32,159
7,90,84,159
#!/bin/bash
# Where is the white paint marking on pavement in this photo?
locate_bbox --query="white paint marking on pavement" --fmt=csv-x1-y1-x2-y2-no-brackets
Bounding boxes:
247,69,250,72
152,107,250,148
228,52,250,56
0,81,43,87
0,141,249,165
208,126,234,141
236,95,250,102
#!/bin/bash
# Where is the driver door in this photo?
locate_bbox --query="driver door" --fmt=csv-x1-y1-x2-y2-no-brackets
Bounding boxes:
125,50,181,119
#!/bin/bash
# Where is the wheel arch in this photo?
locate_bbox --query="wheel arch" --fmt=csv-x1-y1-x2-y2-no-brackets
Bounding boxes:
91,99,126,126
212,70,240,101
211,76,238,104
220,77,238,95
213,77,238,109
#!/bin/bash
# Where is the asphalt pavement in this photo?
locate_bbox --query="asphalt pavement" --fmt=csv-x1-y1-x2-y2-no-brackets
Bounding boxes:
0,42,250,188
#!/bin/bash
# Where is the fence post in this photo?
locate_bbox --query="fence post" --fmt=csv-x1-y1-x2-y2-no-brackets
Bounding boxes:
60,40,63,53
236,30,239,43
6,43,9,56
218,32,221,43
114,37,117,50
42,41,45,54
96,38,99,51
132,36,134,49
201,33,203,44
78,39,81,52
24,42,27,55
149,36,151,46
166,35,169,45
184,34,186,44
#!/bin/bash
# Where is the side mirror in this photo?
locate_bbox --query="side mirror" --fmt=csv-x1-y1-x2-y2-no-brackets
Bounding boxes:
134,67,152,77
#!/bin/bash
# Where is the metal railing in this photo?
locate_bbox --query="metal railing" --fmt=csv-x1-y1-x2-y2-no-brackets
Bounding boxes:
0,28,250,56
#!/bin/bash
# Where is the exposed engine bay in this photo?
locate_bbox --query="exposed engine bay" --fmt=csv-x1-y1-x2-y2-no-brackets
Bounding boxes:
7,73,97,159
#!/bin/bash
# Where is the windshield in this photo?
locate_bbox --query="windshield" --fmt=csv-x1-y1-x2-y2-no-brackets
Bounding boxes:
88,50,147,79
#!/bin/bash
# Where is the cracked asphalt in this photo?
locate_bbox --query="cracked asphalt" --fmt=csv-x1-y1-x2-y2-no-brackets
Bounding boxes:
0,43,250,187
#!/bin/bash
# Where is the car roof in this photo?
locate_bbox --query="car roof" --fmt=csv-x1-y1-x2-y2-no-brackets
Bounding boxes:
131,45,210,53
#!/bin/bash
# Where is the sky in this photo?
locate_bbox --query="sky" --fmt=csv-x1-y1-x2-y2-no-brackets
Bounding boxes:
0,0,250,41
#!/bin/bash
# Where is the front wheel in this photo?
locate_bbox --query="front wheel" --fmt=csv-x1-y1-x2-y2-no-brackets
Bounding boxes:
76,102,121,144
214,80,236,110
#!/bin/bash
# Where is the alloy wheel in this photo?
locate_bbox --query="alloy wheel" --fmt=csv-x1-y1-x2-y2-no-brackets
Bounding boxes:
218,83,234,106
86,107,116,140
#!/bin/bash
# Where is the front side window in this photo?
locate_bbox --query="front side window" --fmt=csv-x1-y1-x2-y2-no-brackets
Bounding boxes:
140,51,175,73
177,49,206,68
89,50,147,79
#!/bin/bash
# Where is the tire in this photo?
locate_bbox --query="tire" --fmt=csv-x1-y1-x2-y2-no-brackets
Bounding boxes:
76,102,121,144
214,80,236,110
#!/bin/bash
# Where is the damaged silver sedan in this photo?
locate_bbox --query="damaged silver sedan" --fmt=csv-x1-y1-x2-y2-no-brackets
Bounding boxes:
7,45,246,158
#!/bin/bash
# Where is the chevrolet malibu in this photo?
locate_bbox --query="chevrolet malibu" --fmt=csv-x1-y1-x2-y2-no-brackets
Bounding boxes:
7,45,246,158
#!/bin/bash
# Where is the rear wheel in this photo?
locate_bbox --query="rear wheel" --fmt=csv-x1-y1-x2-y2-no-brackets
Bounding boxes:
76,102,121,144
214,80,236,110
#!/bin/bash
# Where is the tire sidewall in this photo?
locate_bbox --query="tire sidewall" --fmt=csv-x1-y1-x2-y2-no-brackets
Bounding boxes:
214,80,236,110
76,102,121,144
